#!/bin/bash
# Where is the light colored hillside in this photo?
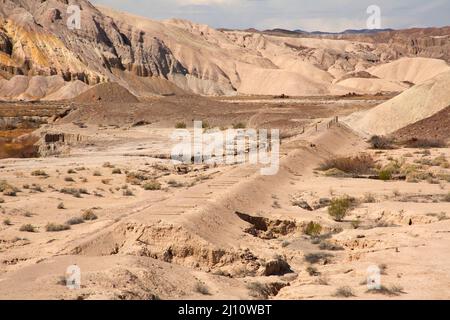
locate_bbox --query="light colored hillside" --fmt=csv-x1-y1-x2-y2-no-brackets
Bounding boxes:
344,71,450,136
367,57,450,84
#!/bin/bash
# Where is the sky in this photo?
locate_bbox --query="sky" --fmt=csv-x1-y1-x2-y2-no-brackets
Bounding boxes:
91,0,450,32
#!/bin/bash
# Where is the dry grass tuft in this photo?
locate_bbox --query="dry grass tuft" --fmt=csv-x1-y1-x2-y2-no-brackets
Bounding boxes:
319,154,375,175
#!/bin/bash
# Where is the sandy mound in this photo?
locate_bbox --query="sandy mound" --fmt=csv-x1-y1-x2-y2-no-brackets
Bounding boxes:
392,106,450,142
367,57,450,85
270,56,334,84
18,75,65,100
344,71,450,136
0,75,84,100
73,82,140,103
236,63,329,96
331,78,409,95
0,75,29,99
43,80,90,101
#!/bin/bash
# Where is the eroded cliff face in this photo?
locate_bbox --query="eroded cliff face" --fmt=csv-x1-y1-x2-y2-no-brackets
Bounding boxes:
341,28,450,63
0,0,186,87
0,0,449,99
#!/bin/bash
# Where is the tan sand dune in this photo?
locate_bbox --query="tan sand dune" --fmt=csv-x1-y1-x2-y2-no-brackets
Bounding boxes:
367,57,450,84
270,56,335,84
0,75,87,101
18,75,65,101
344,70,450,136
236,63,329,96
43,80,90,101
73,82,140,104
0,75,29,99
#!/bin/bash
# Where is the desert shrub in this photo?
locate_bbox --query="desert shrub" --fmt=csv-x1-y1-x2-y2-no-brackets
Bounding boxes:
46,223,70,232
23,211,33,217
93,171,102,176
379,159,403,181
323,168,347,177
304,252,333,264
0,180,18,193
1,182,19,196
175,122,187,129
328,196,353,222
3,189,16,197
406,170,433,183
363,193,376,203
318,154,375,175
403,138,446,148
378,169,393,181
306,266,321,277
123,189,134,196
81,209,98,221
319,241,344,251
351,220,361,229
103,162,115,168
233,122,246,129
57,202,65,209
60,188,88,197
66,217,85,225
334,286,355,298
30,184,44,192
0,198,4,203
143,181,161,191
3,219,12,226
167,179,184,188
194,282,210,295
126,171,151,185
444,193,450,202
304,221,322,237
101,179,112,185
64,176,75,182
67,169,76,174
247,282,270,299
112,168,122,174
19,224,36,232
400,164,421,176
281,241,290,248
369,135,394,149
437,173,450,182
31,170,48,177
367,285,405,296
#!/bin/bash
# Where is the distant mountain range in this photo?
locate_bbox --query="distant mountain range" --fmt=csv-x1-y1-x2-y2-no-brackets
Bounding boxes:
262,28,395,35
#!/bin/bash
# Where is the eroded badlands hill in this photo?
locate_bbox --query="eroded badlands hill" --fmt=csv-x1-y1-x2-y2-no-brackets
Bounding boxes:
1,0,450,99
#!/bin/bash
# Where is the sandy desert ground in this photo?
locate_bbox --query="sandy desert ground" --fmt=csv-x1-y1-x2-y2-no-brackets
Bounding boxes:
0,91,449,300
0,0,449,301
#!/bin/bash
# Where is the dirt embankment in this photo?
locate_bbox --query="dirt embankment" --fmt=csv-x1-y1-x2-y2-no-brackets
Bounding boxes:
73,82,140,104
392,106,450,142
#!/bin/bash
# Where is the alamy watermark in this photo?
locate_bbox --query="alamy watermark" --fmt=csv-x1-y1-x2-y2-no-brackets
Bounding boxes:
65,265,81,290
367,5,382,29
367,265,382,290
171,121,280,176
67,5,81,30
